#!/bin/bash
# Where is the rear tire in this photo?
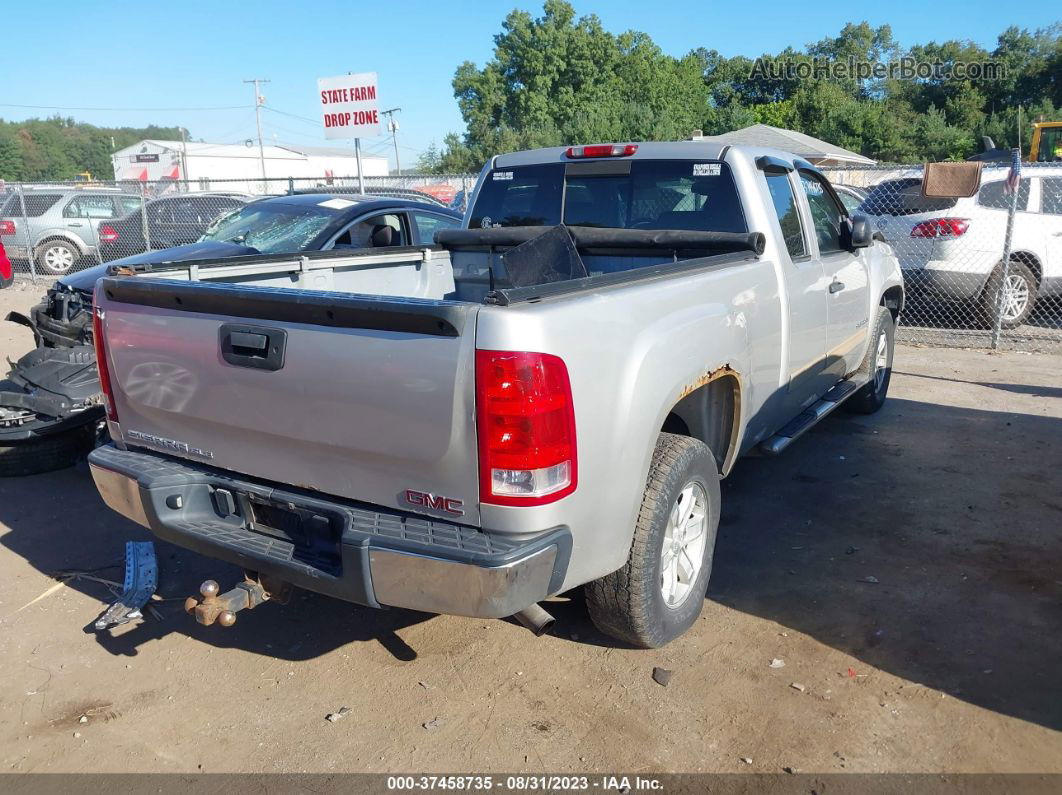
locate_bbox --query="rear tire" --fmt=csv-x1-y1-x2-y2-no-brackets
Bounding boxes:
981,260,1037,330
0,424,97,477
844,305,894,415
35,240,79,275
585,433,720,648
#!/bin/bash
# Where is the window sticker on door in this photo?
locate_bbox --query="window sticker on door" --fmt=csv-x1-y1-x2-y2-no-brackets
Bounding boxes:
318,198,357,210
492,171,514,181
693,163,721,176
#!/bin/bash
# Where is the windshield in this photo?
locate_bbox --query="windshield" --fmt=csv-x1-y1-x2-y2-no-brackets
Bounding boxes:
469,160,747,233
1037,127,1062,163
200,202,333,253
859,178,957,216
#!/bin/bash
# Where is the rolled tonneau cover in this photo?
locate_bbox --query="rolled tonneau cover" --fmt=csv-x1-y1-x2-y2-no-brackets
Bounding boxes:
435,225,765,256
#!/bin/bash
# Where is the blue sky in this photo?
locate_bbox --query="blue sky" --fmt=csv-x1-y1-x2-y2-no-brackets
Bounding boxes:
3,1,1057,169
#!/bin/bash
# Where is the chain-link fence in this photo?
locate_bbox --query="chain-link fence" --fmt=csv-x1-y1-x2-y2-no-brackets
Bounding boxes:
824,160,1062,353
4,162,1060,352
0,173,475,278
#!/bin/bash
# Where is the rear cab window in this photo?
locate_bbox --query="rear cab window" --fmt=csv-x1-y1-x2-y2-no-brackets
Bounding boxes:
469,160,747,233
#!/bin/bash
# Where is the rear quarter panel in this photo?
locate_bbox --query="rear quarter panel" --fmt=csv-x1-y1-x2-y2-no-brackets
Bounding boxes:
476,257,784,589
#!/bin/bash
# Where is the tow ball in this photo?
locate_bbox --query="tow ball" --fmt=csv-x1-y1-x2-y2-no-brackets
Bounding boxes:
184,573,292,627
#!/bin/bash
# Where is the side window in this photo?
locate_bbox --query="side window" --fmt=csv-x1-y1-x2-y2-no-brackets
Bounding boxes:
799,173,845,254
977,178,1030,211
1041,178,1062,216
411,212,459,245
117,196,143,215
64,195,117,219
765,172,807,259
333,213,407,248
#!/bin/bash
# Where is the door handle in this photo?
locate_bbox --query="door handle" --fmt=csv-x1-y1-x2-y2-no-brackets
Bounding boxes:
67,222,84,227
220,323,287,371
829,280,845,294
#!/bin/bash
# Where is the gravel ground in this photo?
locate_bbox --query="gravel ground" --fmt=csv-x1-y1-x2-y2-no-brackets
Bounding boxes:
0,281,1060,774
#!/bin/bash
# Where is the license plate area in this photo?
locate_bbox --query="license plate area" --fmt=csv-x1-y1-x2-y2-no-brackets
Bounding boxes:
244,495,343,575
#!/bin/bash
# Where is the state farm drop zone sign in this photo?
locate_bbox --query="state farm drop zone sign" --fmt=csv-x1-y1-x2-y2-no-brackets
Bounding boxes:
317,72,381,139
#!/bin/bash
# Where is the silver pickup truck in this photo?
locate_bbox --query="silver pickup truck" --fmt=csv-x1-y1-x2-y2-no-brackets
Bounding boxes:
87,141,903,647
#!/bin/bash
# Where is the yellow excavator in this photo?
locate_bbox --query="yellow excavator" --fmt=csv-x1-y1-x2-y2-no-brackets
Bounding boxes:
971,120,1062,163
1029,121,1062,162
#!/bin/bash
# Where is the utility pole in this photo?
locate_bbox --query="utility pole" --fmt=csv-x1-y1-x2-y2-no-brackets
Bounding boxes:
381,107,402,175
244,78,270,187
179,126,190,191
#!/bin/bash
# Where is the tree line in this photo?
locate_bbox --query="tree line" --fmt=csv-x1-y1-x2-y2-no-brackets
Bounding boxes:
0,117,184,182
418,0,1062,172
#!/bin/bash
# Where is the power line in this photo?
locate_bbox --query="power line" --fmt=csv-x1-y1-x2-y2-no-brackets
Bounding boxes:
261,105,323,127
0,101,252,112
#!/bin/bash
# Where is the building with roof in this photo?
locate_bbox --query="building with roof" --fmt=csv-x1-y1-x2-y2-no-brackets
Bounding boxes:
110,140,389,194
694,124,875,167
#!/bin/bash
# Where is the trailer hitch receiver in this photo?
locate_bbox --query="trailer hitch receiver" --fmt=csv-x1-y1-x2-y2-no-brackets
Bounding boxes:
184,573,291,627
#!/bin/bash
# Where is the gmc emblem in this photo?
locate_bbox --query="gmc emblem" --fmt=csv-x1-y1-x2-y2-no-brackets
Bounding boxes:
404,489,465,516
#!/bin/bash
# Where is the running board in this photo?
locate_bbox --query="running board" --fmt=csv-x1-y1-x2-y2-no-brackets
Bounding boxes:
758,376,869,456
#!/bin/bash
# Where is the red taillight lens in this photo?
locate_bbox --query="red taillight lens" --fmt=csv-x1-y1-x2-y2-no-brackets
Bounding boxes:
99,224,119,243
565,144,638,159
92,288,118,422
0,220,15,235
910,218,969,238
475,350,577,506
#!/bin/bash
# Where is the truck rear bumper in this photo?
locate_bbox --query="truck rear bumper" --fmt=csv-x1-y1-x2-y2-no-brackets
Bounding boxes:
88,444,570,619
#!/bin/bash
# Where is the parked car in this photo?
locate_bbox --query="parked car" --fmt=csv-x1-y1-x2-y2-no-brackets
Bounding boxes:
0,239,11,288
87,141,902,647
293,185,450,207
97,193,252,261
0,194,461,476
0,187,141,275
833,184,867,214
859,168,1062,328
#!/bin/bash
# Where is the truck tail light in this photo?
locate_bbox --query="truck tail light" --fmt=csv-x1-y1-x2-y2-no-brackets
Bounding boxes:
910,218,968,238
92,287,118,422
99,224,119,243
0,220,14,235
565,144,638,158
476,350,577,506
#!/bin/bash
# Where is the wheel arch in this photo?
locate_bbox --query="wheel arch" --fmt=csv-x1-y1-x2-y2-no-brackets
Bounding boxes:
880,284,905,322
659,370,741,477
33,233,87,257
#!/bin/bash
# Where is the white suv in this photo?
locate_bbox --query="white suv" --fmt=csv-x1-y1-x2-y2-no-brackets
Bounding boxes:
860,167,1062,328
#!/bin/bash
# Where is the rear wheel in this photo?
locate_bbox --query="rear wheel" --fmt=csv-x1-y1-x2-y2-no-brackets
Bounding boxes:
982,260,1037,329
0,424,97,477
844,305,894,415
585,433,720,648
35,240,79,275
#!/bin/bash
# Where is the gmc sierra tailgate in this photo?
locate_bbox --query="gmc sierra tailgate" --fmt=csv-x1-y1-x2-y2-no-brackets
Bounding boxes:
95,277,484,524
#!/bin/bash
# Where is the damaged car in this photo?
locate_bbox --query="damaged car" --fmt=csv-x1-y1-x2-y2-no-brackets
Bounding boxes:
1,279,103,475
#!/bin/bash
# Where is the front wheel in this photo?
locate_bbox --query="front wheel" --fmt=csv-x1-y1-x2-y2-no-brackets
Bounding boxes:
844,305,895,415
585,433,720,648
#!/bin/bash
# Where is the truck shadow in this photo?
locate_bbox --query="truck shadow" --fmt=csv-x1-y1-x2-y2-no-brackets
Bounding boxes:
0,396,1059,731
0,464,434,663
704,396,1062,732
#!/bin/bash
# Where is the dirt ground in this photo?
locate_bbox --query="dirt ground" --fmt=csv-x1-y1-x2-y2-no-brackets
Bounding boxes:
0,280,1060,775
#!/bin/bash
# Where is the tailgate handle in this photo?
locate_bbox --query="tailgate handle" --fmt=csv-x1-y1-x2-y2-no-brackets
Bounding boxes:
220,324,287,371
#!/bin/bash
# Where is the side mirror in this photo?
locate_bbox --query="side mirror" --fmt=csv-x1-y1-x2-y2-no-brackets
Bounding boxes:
847,214,873,249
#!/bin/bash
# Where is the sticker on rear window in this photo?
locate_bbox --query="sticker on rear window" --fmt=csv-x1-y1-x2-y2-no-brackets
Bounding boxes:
693,163,721,176
317,198,357,210
492,171,513,181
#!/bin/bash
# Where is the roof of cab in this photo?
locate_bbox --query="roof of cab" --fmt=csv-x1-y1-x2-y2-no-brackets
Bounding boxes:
491,141,827,174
